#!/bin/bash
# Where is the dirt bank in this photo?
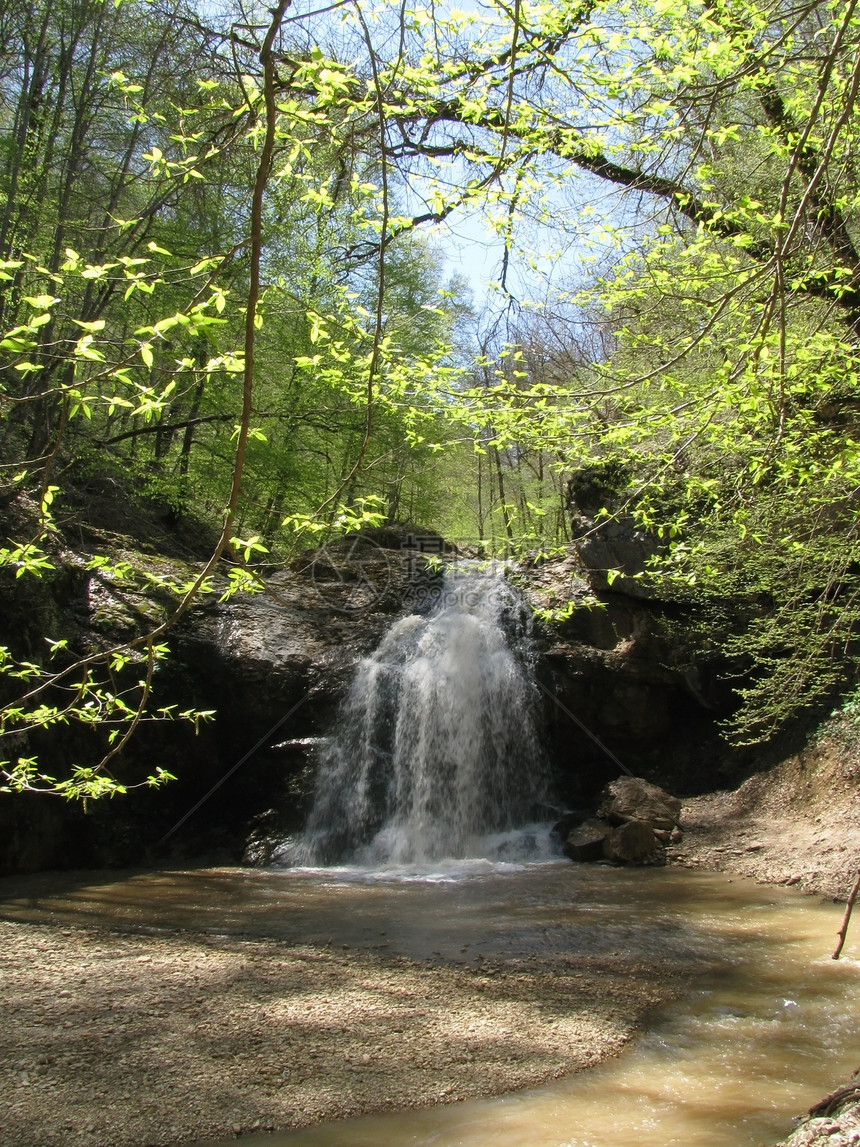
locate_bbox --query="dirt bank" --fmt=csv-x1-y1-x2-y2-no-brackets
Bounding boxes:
672,715,860,900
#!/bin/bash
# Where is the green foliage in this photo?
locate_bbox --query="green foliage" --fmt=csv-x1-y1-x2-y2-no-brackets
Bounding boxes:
0,0,474,799
0,629,212,802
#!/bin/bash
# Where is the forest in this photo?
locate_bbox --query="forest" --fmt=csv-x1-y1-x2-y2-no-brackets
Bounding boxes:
3,0,860,799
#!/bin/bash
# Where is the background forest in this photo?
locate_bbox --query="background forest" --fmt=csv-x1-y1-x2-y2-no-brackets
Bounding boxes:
3,0,860,798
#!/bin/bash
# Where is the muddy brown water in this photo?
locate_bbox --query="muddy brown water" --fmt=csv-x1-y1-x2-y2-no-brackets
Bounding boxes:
2,859,858,1146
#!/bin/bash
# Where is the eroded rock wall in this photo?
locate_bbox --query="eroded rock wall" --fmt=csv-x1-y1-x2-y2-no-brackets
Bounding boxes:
0,533,414,873
0,502,752,873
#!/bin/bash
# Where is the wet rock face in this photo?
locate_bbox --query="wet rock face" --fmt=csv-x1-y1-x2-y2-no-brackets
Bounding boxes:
525,466,747,805
529,571,738,804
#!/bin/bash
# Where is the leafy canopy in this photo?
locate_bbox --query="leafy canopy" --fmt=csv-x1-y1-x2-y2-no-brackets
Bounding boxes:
4,0,860,797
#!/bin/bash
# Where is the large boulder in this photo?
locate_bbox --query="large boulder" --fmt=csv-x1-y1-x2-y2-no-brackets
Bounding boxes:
562,818,610,862
598,776,682,832
603,819,665,865
558,776,683,867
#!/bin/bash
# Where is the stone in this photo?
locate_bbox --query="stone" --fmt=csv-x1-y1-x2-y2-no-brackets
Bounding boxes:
562,819,611,863
551,810,592,842
573,515,661,598
774,1089,860,1147
597,776,682,832
566,464,662,599
603,819,664,864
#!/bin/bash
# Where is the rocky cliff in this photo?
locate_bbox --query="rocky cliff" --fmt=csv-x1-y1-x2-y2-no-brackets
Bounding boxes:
0,495,756,873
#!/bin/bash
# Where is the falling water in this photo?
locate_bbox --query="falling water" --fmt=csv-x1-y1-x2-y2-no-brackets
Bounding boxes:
296,565,552,866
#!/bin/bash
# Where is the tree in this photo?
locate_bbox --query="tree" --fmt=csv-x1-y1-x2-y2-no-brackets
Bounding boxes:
0,0,471,798
5,0,860,801
359,0,860,738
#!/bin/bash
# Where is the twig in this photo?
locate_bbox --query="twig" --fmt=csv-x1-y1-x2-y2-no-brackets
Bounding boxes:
808,1082,860,1117
832,867,860,959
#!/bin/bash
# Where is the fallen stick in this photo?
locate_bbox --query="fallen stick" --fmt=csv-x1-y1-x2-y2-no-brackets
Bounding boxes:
832,868,860,960
809,1082,860,1118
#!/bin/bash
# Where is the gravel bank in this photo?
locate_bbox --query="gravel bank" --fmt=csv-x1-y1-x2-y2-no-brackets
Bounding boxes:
0,915,678,1147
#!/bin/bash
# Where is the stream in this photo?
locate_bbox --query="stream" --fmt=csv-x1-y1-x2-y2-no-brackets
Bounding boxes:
4,571,857,1145
3,857,858,1146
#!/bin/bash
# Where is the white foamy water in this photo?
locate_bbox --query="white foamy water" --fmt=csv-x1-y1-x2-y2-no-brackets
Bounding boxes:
288,822,563,883
294,566,551,866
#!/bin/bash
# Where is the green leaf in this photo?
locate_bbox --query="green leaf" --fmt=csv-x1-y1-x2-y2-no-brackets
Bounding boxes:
23,295,60,309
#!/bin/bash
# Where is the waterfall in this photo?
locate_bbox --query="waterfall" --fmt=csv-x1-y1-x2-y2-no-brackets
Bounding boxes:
294,564,552,867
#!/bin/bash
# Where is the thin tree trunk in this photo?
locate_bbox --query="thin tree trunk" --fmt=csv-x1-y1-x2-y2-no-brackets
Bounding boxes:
173,376,207,520
476,446,484,541
493,444,514,548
